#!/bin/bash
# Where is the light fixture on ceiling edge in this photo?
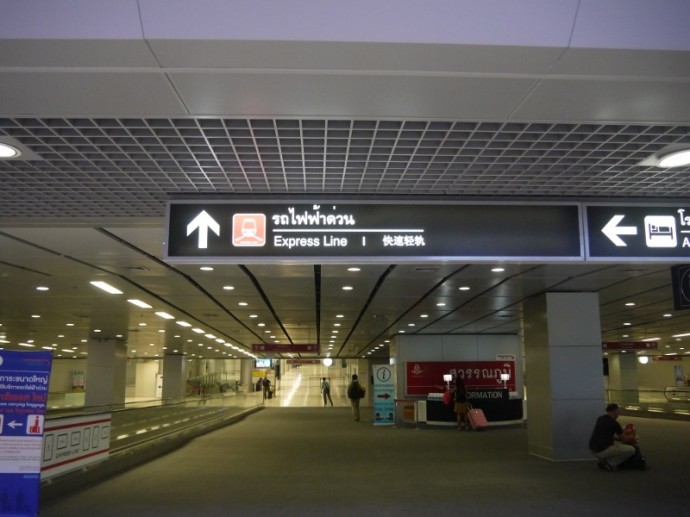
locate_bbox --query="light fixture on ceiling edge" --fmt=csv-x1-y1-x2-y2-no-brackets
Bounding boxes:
0,142,21,159
639,145,690,168
658,148,690,168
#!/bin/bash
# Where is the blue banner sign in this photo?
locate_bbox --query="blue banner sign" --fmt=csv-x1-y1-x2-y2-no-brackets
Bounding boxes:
373,365,395,426
0,350,53,517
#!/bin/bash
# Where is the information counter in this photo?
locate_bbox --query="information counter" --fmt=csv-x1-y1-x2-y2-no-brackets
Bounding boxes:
419,389,523,426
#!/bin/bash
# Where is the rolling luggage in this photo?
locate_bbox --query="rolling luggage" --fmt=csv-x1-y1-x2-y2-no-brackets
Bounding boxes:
468,407,488,431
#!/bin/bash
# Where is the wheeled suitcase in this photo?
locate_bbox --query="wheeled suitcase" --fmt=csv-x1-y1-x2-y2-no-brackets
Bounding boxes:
468,407,488,431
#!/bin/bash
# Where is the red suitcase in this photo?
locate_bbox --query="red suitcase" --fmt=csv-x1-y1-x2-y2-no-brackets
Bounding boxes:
468,407,488,431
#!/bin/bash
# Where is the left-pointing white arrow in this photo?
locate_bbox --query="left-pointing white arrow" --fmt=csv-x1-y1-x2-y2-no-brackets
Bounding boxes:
8,420,23,429
602,214,638,247
187,210,220,249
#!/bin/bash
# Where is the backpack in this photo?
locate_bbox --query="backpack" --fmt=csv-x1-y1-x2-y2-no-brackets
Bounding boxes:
347,381,360,399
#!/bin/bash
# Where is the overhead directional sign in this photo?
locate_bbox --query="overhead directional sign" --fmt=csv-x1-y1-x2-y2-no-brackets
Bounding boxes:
252,343,319,353
586,205,690,260
165,202,582,262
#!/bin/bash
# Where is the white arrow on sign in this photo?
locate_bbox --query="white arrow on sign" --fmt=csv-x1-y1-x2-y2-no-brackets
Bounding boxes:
602,214,638,247
186,210,220,249
8,420,23,429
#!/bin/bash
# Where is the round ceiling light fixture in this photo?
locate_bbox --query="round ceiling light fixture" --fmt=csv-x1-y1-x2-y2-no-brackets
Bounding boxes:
658,148,690,168
0,143,21,159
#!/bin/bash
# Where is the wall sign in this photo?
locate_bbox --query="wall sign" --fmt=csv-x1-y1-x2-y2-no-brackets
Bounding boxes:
165,201,582,262
406,361,516,396
0,350,52,517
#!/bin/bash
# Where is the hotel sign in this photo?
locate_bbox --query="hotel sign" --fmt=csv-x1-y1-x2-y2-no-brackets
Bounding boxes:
165,201,582,262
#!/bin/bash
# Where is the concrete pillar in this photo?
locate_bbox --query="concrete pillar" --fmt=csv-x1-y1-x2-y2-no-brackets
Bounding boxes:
85,339,127,409
523,292,604,461
240,358,254,392
162,353,187,400
607,353,639,405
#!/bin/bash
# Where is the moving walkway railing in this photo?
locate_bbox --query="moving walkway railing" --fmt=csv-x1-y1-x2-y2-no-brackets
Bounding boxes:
46,389,265,454
604,388,690,419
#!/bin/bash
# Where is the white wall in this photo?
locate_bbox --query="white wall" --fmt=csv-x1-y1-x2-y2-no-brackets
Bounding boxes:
636,357,690,389
49,358,87,392
134,360,160,398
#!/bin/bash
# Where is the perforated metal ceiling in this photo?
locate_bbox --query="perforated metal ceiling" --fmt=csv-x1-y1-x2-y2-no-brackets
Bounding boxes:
1,118,690,218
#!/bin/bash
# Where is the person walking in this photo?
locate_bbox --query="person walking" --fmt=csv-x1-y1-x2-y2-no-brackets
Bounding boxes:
321,377,334,407
346,374,365,421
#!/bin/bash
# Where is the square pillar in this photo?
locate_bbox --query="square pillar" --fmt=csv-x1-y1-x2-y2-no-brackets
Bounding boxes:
607,353,639,405
523,292,604,461
85,339,127,408
162,353,187,400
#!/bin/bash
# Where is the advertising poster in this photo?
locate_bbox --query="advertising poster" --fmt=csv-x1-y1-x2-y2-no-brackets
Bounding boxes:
0,350,53,517
373,365,395,426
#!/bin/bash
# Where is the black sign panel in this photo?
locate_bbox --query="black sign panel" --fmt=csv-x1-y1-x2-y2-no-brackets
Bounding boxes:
586,205,690,260
671,264,690,310
165,202,582,262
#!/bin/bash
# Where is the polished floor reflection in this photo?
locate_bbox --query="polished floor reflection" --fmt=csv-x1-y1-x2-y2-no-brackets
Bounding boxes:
263,364,353,408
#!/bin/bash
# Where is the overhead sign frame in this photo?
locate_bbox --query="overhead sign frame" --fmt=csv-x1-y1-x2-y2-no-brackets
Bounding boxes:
584,202,690,261
165,200,584,263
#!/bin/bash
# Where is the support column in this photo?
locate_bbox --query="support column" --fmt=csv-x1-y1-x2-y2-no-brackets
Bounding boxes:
240,358,254,393
162,353,187,400
523,292,604,461
85,339,127,409
607,353,639,405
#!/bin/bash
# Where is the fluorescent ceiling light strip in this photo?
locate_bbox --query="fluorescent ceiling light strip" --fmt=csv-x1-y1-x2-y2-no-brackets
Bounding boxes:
90,281,123,295
156,312,175,320
127,299,152,309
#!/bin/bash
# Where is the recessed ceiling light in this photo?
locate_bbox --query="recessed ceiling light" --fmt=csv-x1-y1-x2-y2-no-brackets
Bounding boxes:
156,312,175,320
491,267,505,273
347,267,361,272
249,314,258,318
65,323,74,327
663,313,673,318
408,323,415,327
336,314,344,318
138,322,147,327
0,143,20,158
176,321,192,327
258,323,266,327
90,281,123,295
127,299,152,309
436,303,446,307
459,286,470,291
93,329,102,333
200,266,214,271
658,148,690,168
238,302,248,306
623,322,632,326
192,328,205,334
31,314,40,318
222,285,234,291
420,314,429,318
625,302,635,307
36,286,49,291
342,286,354,291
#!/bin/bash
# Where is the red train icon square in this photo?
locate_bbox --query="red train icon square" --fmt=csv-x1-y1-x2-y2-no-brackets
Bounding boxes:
232,214,266,247
27,414,44,435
